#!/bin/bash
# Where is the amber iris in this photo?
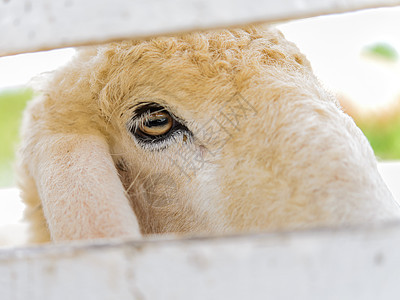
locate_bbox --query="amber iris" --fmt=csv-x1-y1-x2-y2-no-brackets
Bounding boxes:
138,111,173,136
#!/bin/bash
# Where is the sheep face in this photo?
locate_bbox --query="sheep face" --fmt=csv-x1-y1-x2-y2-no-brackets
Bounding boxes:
19,27,400,242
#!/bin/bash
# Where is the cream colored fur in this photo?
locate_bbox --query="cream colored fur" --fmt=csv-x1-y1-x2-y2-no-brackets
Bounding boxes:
17,26,400,243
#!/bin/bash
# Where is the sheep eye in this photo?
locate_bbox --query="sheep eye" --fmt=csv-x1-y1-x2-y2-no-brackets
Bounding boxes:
129,104,191,146
139,111,173,136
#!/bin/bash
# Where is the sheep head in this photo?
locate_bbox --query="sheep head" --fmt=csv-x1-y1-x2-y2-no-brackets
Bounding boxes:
18,26,400,242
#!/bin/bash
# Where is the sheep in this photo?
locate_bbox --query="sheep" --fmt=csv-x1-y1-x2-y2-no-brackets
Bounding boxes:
17,25,400,244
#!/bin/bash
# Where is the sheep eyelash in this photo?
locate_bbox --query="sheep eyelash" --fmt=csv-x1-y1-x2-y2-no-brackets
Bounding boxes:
127,103,193,150
132,130,192,152
127,118,192,151
130,109,164,131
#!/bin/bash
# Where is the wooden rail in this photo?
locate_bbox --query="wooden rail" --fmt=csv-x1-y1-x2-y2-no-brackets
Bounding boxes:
1,0,400,56
1,223,400,299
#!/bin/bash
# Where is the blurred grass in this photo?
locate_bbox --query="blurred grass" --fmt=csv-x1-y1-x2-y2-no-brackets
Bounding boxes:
341,96,400,160
362,42,399,62
0,88,33,187
355,114,400,160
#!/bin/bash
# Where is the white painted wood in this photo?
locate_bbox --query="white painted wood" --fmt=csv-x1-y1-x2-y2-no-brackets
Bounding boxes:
1,222,400,299
1,0,400,56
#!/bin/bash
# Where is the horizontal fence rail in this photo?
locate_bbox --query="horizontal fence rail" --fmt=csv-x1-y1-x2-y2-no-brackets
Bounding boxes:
1,223,400,300
1,0,400,56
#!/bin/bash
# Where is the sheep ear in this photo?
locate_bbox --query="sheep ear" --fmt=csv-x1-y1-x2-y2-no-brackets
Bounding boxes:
26,132,141,241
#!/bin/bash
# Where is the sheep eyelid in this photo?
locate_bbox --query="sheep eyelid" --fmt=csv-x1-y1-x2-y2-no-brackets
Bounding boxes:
127,103,192,149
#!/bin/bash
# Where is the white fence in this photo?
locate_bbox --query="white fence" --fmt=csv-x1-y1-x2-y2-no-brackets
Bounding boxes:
1,0,400,56
2,223,400,300
1,1,400,299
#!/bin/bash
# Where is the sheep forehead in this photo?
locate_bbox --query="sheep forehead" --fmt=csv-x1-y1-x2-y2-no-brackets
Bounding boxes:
101,26,309,77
